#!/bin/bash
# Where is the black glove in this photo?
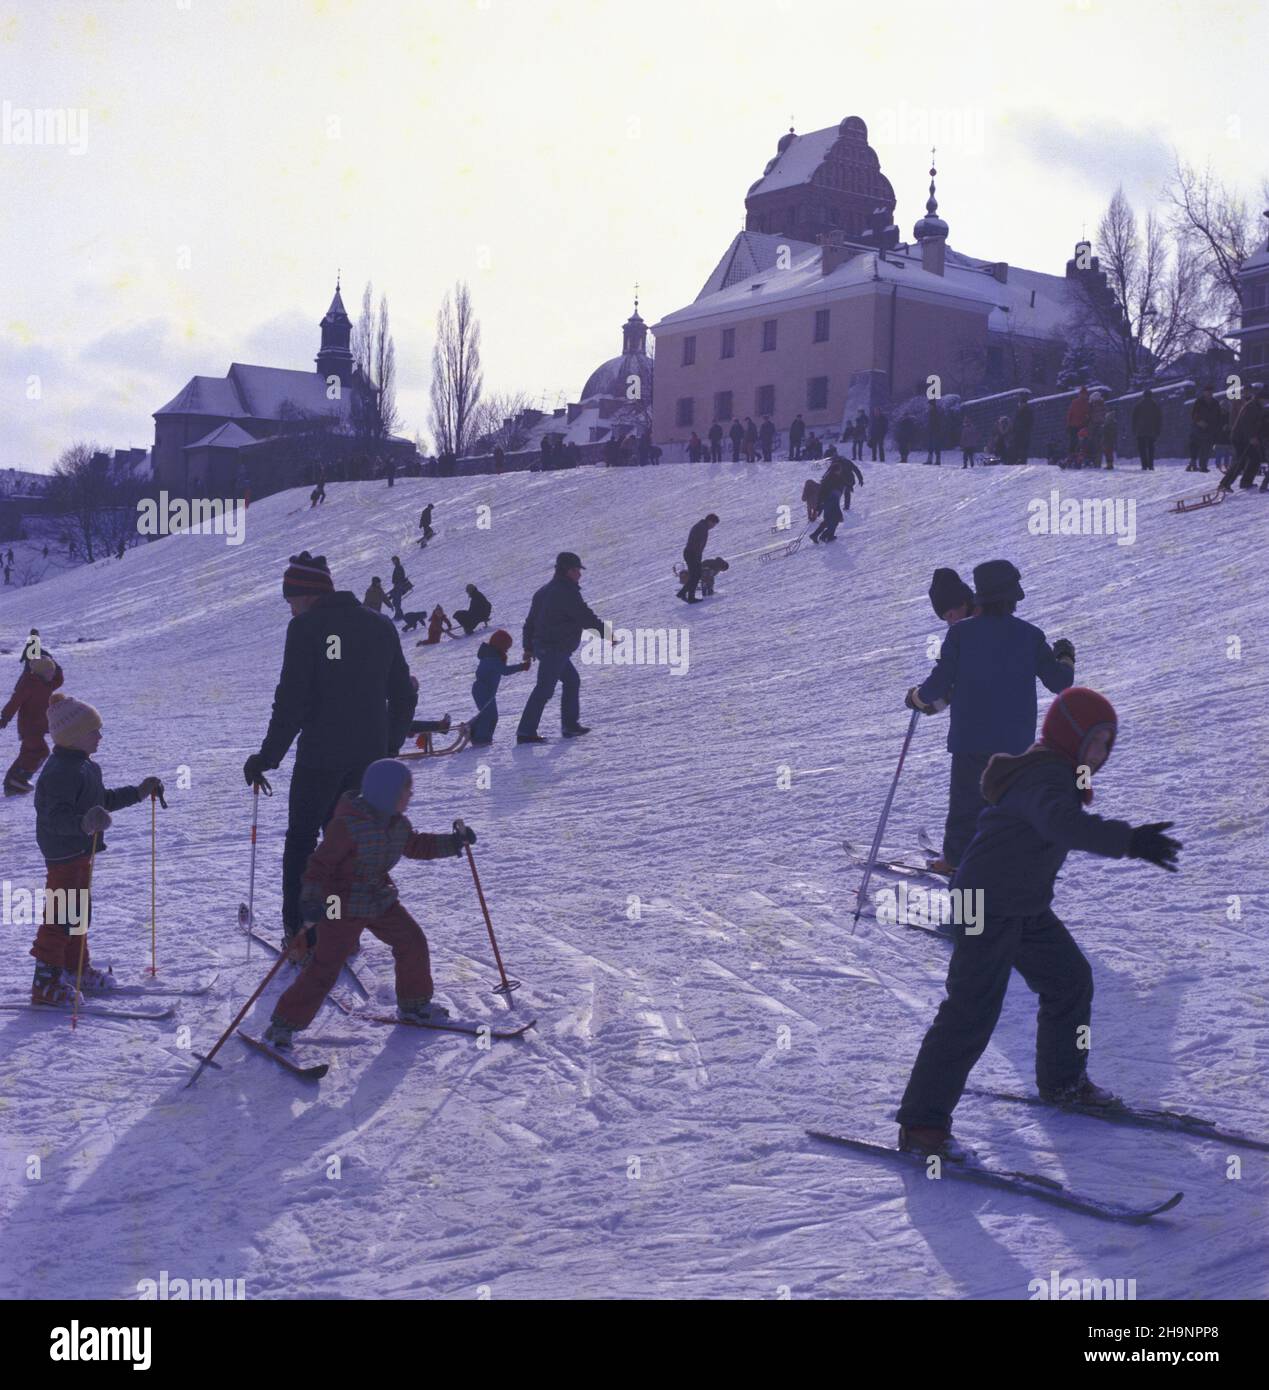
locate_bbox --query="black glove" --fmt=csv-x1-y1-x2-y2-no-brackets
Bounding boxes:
1128,821,1181,872
243,753,273,790
1053,637,1075,666
905,686,944,715
451,821,477,854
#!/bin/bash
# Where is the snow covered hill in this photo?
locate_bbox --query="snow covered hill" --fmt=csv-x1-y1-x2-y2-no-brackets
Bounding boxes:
1,458,1265,1300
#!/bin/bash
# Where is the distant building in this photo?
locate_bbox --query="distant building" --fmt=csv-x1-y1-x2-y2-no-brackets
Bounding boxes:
650,116,1105,447
151,282,414,497
1231,211,1269,380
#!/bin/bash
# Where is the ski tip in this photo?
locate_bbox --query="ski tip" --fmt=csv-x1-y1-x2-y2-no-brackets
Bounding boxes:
1145,1191,1184,1218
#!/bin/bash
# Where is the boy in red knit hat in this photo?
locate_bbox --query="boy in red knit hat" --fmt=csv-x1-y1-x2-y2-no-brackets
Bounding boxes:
895,685,1182,1159
2,651,64,795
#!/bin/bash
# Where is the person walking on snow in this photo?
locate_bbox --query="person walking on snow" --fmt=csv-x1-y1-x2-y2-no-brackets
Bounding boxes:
905,559,1075,874
363,576,389,613
677,513,720,603
840,454,864,510
262,760,477,1050
2,652,64,795
516,551,607,744
810,456,845,543
894,686,1182,1159
469,630,531,746
1131,388,1161,470
388,556,413,621
243,553,415,945
28,693,163,1005
418,503,436,545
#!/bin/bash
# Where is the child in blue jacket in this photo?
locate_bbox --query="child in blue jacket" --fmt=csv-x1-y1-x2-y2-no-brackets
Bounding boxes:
470,630,530,747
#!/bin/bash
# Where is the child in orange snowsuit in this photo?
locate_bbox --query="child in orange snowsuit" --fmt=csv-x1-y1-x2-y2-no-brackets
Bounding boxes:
2,654,64,794
418,605,453,645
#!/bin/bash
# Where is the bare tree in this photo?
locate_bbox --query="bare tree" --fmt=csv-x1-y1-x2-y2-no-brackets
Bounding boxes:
1166,156,1269,352
46,442,109,562
469,389,536,453
1065,186,1205,388
352,281,399,475
429,281,484,458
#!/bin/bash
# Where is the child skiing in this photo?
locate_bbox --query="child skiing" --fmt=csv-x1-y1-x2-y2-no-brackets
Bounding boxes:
469,630,530,747
2,652,64,795
906,560,1075,873
263,760,475,1048
29,693,163,1005
895,686,1182,1158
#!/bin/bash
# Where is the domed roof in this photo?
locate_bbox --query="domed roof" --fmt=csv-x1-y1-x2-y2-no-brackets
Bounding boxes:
581,351,652,405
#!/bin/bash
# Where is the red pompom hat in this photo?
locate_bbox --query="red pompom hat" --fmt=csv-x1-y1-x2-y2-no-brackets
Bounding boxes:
1040,686,1118,771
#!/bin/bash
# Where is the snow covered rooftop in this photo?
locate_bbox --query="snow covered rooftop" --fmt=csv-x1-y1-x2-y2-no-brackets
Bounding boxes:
155,363,352,423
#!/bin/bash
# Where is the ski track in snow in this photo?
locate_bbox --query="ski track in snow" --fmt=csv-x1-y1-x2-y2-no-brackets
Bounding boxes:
0,459,1266,1299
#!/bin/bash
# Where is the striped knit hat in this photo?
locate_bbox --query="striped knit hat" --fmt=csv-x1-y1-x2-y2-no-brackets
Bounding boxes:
48,692,102,751
282,552,334,598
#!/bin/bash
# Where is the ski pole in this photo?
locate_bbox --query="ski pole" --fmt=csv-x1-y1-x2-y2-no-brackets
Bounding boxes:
150,793,157,977
852,708,921,931
185,951,289,1089
454,818,519,1002
71,832,98,1030
243,777,271,958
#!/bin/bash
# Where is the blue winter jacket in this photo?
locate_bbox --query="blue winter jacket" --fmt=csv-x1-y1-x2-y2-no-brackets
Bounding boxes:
472,643,521,707
952,749,1132,915
34,746,143,864
918,613,1073,754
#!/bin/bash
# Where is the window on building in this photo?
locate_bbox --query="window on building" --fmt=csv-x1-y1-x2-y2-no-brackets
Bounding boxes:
761,320,778,352
682,336,696,366
714,391,733,421
676,397,695,427
756,385,775,417
807,377,828,410
814,309,830,343
721,327,735,359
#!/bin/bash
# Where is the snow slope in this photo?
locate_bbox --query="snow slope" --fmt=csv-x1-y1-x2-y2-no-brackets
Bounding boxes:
1,459,1265,1300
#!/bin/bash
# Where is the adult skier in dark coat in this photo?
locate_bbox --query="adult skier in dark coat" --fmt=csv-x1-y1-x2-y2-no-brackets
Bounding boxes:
243,552,416,942
515,552,607,743
895,686,1182,1158
677,514,719,602
906,560,1074,872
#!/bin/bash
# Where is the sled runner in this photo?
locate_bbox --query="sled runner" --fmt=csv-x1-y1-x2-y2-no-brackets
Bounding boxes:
400,723,472,758
1170,487,1226,513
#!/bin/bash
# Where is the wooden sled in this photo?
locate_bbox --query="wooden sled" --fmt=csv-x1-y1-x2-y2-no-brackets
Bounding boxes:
399,724,471,759
1171,488,1226,514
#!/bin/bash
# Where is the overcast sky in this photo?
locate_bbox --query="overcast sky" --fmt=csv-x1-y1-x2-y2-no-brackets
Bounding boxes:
1,0,1265,472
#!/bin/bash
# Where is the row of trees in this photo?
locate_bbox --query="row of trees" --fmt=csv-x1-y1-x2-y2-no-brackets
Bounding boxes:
1065,155,1269,392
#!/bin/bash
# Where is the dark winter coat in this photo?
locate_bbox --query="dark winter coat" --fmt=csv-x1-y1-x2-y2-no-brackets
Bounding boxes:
260,591,415,771
684,518,712,563
841,459,864,490
2,662,64,740
759,419,775,444
465,588,492,626
1192,396,1223,438
951,748,1132,914
729,422,744,443
473,642,526,707
1232,397,1265,444
917,613,1074,755
1131,396,1162,438
35,746,144,863
789,418,806,445
522,574,605,656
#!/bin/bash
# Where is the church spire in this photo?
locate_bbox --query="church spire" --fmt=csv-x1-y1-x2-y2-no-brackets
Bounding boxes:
316,277,354,385
622,285,646,356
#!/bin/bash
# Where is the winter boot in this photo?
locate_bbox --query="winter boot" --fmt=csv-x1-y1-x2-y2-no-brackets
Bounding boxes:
263,1019,297,1051
925,857,954,876
517,733,547,745
78,964,118,995
898,1125,970,1162
4,770,32,796
561,724,591,738
398,997,451,1025
1040,1072,1120,1108
31,962,78,1007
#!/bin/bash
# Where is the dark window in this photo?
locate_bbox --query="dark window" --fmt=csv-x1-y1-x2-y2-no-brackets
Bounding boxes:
676,397,695,427
761,320,778,352
720,327,735,359
756,385,775,416
807,376,829,410
714,391,733,421
682,336,696,366
814,309,830,343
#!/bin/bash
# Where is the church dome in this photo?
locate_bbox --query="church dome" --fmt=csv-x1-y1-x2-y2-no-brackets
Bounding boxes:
581,351,653,405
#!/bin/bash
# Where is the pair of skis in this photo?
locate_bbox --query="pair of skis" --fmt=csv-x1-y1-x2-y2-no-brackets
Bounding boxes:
0,969,220,1022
